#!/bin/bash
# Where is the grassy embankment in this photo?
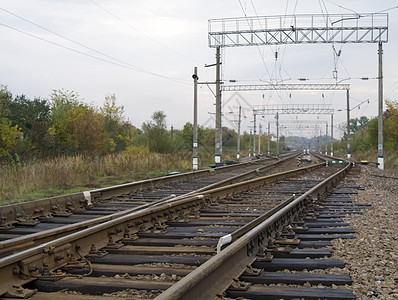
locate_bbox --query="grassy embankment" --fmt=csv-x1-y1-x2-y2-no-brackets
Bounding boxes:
334,148,398,174
350,149,398,174
0,150,241,205
0,151,217,205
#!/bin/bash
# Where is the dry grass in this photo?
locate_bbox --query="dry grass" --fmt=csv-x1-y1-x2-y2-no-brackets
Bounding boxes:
0,152,196,205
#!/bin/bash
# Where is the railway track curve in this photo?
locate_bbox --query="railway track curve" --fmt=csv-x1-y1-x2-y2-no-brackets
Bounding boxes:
0,152,368,299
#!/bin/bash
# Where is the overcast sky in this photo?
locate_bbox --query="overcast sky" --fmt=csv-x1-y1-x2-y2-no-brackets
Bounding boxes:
1,0,397,138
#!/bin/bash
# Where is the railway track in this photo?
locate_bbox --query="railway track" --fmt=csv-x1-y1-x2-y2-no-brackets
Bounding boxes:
0,153,303,252
0,152,367,299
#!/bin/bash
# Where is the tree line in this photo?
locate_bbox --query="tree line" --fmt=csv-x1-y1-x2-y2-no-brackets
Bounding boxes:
341,100,398,154
1,85,272,162
3,84,395,163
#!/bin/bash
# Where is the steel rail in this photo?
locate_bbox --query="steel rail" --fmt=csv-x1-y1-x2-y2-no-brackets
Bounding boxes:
156,162,352,300
216,194,296,253
0,152,299,258
0,155,283,230
0,160,324,297
311,150,348,163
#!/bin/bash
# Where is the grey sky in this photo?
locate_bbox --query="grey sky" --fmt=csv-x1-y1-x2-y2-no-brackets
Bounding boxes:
1,0,397,138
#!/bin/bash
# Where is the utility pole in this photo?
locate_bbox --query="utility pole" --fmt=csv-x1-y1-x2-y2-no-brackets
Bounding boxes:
267,122,270,155
258,123,262,155
215,47,222,164
331,114,334,156
253,113,256,157
249,129,252,157
346,89,351,159
325,122,328,155
237,106,241,159
378,42,384,170
276,112,279,156
319,129,322,153
192,67,199,170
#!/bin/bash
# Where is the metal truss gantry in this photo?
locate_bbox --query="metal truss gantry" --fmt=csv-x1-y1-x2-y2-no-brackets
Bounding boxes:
221,83,349,92
279,120,328,124
205,12,388,166
280,124,323,130
253,104,334,115
208,13,388,47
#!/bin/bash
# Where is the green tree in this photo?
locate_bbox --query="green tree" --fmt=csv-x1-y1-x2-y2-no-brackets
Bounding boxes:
180,122,205,150
0,86,12,120
358,116,369,131
62,106,111,155
142,110,171,153
384,100,398,149
49,89,111,155
0,118,22,158
364,117,378,148
5,94,51,157
222,127,237,148
100,94,135,152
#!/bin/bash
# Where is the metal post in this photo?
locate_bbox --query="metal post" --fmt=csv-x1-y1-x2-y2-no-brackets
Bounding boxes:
249,129,252,157
192,67,198,170
276,112,279,156
331,113,334,157
237,106,241,159
258,123,262,155
346,89,351,159
215,47,222,164
319,129,322,153
253,113,256,157
267,122,270,155
378,42,384,170
325,122,328,155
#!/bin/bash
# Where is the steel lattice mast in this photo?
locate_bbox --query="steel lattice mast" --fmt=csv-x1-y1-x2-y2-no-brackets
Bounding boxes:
205,12,388,168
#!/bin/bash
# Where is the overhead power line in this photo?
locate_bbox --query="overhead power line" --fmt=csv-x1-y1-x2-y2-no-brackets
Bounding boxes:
88,0,198,64
0,8,189,84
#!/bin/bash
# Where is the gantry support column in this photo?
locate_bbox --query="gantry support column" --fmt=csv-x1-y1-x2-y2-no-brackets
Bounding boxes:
215,47,222,164
378,42,384,170
253,113,256,157
331,113,334,157
276,112,279,156
346,89,351,159
237,106,241,159
192,67,199,170
267,122,270,155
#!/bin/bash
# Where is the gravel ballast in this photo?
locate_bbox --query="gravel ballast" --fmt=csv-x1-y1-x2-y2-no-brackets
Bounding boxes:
329,165,398,299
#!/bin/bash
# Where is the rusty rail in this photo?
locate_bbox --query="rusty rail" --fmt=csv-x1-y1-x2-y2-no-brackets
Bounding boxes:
156,162,352,300
0,152,300,258
0,160,323,297
0,155,284,230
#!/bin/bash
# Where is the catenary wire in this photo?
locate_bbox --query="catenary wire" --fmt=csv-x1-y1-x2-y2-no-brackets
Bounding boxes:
0,21,190,85
88,0,199,64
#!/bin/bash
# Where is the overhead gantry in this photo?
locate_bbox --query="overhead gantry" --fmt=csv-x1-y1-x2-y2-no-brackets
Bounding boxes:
193,12,388,168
